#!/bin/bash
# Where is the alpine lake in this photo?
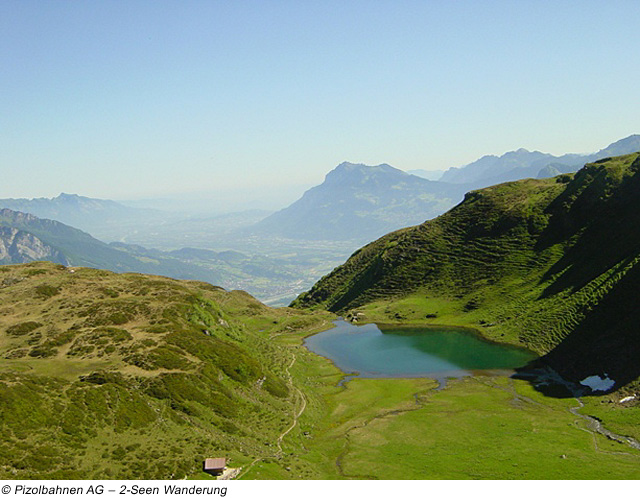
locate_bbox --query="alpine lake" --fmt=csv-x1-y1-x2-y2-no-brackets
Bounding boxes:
304,320,536,383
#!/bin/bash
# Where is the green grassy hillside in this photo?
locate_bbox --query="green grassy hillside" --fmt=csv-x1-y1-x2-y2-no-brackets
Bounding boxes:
1,262,638,480
0,261,330,479
293,153,640,390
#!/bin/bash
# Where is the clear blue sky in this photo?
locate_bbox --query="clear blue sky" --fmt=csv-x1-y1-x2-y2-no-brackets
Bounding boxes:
1,0,638,204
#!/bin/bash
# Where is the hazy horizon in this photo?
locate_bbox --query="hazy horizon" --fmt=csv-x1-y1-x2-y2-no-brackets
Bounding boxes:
1,139,634,214
2,1,639,200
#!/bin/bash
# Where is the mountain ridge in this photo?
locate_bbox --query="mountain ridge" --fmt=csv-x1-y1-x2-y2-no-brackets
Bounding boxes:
0,193,170,243
440,134,640,187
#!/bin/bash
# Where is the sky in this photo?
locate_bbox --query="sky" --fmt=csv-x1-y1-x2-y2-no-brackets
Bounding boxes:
1,0,639,208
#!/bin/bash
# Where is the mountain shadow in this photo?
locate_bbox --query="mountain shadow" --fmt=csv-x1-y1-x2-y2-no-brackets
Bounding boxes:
515,257,640,397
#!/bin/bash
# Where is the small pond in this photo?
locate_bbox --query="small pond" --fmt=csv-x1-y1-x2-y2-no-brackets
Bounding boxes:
304,320,536,381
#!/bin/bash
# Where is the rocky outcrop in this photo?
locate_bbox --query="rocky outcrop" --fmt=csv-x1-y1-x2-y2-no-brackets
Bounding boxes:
0,226,69,265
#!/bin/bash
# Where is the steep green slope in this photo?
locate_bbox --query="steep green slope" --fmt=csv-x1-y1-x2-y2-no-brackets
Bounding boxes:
0,261,329,479
293,153,640,390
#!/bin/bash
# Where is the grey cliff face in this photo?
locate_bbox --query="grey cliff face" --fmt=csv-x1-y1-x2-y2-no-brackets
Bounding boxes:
0,226,69,265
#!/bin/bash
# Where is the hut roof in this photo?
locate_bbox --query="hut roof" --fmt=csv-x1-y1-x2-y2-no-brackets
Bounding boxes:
204,458,226,470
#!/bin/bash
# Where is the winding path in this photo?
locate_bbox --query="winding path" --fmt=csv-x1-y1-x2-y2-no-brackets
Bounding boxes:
235,348,307,479
276,353,307,452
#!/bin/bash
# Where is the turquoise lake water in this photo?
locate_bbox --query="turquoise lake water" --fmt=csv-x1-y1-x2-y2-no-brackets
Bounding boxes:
304,320,536,379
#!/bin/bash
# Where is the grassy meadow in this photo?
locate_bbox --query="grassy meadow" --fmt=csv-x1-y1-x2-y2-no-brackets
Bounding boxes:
241,330,640,480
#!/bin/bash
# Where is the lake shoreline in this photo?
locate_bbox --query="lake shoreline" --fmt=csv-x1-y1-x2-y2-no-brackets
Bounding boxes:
303,319,537,385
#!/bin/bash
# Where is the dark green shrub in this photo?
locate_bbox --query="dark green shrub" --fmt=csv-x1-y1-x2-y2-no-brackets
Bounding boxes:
67,344,95,357
125,346,191,371
146,347,193,370
167,330,263,384
35,285,60,298
218,420,241,435
6,321,42,336
92,327,132,342
28,346,57,358
26,333,42,345
144,325,170,334
25,269,47,276
80,371,129,387
106,312,130,325
263,375,290,398
463,298,481,311
144,373,237,418
4,348,28,359
48,330,77,346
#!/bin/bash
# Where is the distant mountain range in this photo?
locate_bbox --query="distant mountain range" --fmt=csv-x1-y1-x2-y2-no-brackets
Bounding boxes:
3,135,638,306
439,134,640,188
5,135,637,252
249,135,640,245
0,192,160,226
0,193,171,243
0,193,277,250
249,162,469,242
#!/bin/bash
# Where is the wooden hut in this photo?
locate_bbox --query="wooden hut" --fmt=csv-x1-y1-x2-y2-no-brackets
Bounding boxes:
203,457,227,476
